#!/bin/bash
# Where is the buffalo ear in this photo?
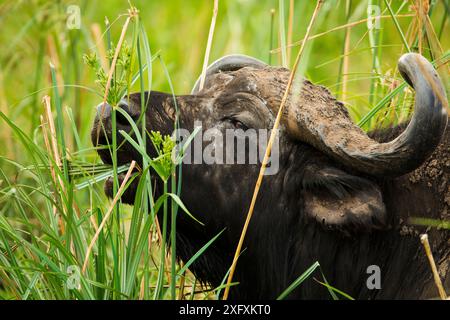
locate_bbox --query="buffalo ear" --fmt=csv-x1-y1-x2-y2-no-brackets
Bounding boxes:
302,164,387,235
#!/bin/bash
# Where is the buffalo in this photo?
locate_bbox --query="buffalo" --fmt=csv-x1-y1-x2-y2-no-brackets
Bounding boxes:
92,53,449,299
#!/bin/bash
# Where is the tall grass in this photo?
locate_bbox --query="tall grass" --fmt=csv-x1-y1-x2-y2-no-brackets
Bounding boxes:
0,5,220,300
0,0,448,300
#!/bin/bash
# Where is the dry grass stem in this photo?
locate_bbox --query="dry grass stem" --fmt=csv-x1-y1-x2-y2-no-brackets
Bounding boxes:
223,0,324,300
82,160,136,274
420,234,447,300
199,0,219,91
270,14,414,54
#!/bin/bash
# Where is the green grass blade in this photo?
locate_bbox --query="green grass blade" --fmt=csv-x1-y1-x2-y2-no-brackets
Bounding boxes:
277,261,320,300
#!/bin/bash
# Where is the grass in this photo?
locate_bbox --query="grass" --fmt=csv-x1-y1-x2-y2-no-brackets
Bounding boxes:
0,0,448,300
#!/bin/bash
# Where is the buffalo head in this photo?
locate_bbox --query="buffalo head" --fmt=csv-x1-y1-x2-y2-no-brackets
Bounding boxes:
91,53,448,298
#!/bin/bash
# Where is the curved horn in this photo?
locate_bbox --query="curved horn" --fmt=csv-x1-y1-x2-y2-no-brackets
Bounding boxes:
286,53,448,177
191,54,267,94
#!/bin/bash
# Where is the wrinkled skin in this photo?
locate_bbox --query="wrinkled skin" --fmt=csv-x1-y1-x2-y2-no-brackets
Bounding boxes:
92,65,450,299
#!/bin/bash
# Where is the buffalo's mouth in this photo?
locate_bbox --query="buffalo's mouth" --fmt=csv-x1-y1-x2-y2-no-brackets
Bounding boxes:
103,168,141,204
101,155,143,204
92,121,145,204
91,93,180,204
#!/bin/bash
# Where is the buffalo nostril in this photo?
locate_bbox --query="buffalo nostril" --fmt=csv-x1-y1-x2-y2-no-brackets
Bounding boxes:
116,100,132,126
117,100,130,113
116,99,140,125
96,100,140,127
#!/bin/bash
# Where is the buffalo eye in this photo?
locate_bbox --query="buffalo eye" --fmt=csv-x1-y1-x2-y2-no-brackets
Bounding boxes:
226,117,249,130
